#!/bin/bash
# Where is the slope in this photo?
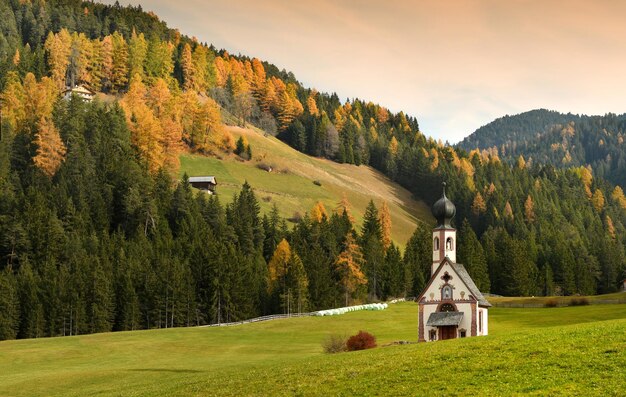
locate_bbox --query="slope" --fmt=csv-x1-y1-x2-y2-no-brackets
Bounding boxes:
180,125,433,246
0,298,624,396
458,109,581,151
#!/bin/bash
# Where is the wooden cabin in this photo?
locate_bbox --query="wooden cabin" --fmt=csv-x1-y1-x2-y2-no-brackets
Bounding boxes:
188,176,217,194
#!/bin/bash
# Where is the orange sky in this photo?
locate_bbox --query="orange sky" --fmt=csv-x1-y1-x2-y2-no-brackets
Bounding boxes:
108,0,626,142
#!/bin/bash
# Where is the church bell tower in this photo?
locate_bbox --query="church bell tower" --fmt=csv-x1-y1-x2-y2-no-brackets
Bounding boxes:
431,182,456,275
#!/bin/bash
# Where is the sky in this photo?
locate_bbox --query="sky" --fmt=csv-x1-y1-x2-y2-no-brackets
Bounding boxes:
105,0,626,143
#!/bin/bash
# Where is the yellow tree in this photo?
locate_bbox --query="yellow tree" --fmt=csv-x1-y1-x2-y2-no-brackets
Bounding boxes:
121,75,165,173
181,43,195,91
592,189,605,211
335,193,354,222
311,201,328,223
388,136,399,157
306,90,319,116
379,201,392,252
33,117,66,177
267,239,309,313
192,97,226,152
335,233,367,306
504,201,514,221
471,192,487,216
606,215,616,239
524,195,535,223
192,44,210,92
44,29,72,90
1,72,25,131
611,186,626,209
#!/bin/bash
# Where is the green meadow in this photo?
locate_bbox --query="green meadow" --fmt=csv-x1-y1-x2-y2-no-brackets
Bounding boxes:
1,295,625,396
180,125,433,248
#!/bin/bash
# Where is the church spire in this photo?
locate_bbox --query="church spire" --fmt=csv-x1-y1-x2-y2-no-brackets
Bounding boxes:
432,182,456,229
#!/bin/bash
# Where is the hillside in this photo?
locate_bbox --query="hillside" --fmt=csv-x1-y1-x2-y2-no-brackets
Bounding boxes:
0,299,625,396
180,125,432,247
458,109,581,151
458,109,626,187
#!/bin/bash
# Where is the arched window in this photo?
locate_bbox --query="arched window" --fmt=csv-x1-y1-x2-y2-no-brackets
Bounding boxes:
441,285,453,300
439,303,455,312
434,237,439,251
446,237,454,251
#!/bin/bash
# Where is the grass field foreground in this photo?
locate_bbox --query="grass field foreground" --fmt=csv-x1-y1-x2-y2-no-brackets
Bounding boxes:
1,300,625,396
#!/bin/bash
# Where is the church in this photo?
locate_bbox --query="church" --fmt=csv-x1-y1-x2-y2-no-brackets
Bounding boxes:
418,183,491,342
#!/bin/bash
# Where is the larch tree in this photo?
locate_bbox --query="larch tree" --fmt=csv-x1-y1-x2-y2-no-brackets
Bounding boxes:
180,43,195,91
524,195,535,223
335,233,366,306
33,117,67,177
311,201,328,223
44,29,72,90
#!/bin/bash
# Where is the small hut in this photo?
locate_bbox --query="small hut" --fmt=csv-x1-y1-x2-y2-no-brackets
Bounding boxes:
188,176,217,194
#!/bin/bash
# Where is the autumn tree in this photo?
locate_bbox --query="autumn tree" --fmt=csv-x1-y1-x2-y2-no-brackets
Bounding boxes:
524,195,535,223
267,239,309,314
128,29,148,80
335,233,366,306
311,201,328,223
33,117,67,177
180,43,195,91
44,29,72,90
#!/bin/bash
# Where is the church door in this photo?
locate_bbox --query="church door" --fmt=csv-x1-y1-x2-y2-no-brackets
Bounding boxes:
439,326,457,340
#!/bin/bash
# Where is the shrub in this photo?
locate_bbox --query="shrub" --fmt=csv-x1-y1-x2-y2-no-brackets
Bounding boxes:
313,180,322,186
322,334,347,354
569,297,590,306
544,299,558,308
346,331,377,351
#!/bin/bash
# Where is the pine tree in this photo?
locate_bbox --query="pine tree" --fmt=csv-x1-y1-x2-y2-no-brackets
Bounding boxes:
457,219,490,292
0,267,19,340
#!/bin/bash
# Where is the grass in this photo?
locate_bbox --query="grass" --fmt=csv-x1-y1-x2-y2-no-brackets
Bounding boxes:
1,301,625,396
179,125,433,248
489,291,626,307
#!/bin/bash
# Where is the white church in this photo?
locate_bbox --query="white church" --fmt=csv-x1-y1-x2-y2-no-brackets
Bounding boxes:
418,183,491,342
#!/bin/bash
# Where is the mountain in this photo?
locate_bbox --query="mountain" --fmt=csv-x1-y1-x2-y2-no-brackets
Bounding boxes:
458,109,581,151
458,109,626,187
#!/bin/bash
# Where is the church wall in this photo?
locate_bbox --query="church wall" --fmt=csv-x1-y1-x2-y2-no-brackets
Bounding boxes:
479,308,489,336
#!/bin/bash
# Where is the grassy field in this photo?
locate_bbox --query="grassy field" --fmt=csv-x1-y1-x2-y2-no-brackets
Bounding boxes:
179,125,433,248
1,296,625,396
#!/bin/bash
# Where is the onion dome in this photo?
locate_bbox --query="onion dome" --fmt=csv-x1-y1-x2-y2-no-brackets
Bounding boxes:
432,182,456,228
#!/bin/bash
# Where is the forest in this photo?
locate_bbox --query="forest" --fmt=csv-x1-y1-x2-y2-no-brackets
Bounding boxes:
0,0,625,341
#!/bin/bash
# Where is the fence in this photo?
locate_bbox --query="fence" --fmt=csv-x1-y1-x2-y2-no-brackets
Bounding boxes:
202,312,314,327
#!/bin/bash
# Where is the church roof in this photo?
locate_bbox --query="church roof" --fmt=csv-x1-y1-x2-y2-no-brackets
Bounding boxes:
432,182,456,229
417,257,492,308
450,262,492,307
426,312,464,326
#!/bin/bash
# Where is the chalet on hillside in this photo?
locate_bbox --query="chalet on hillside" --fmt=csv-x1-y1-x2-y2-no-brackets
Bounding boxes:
188,176,217,194
62,85,96,102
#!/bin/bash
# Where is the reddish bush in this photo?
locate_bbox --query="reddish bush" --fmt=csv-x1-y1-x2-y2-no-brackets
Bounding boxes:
346,331,377,351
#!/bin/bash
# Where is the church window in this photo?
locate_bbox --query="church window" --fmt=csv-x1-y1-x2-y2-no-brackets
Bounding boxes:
446,237,454,251
442,285,453,300
429,330,437,341
479,311,483,333
439,303,455,312
434,237,439,251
